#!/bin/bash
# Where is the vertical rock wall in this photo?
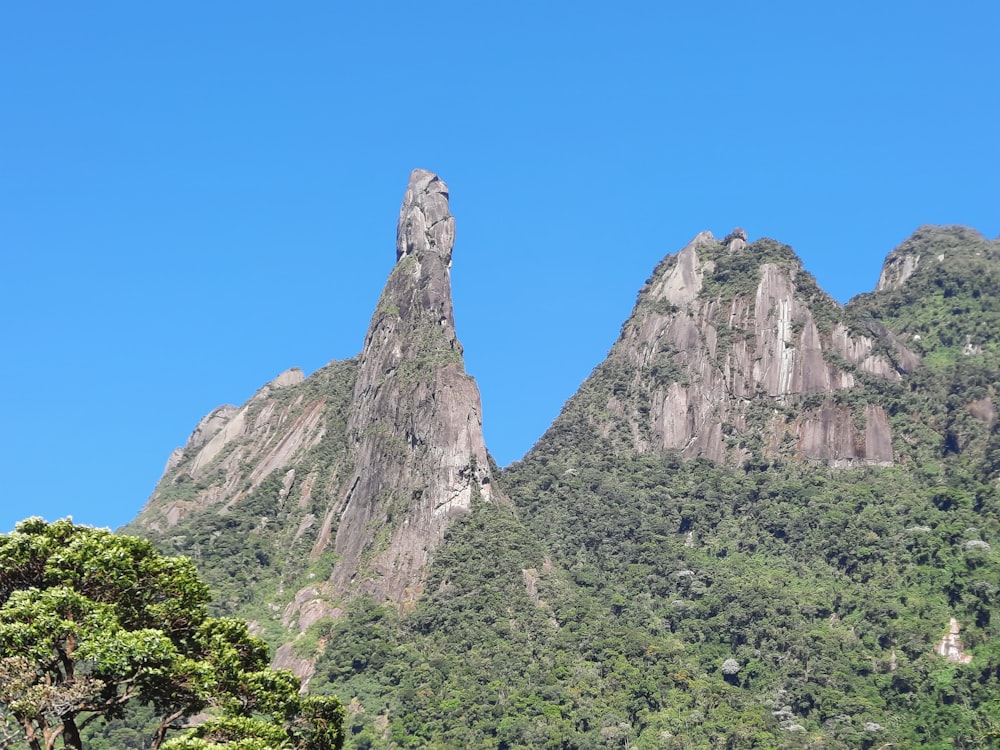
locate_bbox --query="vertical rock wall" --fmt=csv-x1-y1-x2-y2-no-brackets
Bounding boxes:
328,169,499,606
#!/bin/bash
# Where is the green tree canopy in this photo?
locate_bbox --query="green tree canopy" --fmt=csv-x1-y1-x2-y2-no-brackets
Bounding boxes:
0,518,343,750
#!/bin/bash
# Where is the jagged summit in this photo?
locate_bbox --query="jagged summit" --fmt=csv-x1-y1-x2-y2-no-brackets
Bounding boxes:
546,230,913,466
722,227,748,252
396,169,455,263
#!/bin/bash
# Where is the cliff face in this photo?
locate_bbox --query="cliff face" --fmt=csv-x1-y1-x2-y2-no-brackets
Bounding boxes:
328,169,498,606
127,170,499,678
570,230,918,466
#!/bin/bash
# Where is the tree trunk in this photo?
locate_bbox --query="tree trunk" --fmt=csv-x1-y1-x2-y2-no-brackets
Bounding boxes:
60,717,82,750
21,720,43,750
150,709,185,750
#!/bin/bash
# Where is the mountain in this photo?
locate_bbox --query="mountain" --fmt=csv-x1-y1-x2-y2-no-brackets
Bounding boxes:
126,169,499,679
559,228,919,468
122,173,1000,748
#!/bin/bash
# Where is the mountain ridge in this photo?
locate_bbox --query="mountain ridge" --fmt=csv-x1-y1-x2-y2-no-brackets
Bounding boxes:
122,171,999,748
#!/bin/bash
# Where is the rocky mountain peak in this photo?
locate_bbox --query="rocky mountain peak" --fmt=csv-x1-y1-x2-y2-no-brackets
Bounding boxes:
328,169,499,606
723,227,748,253
573,232,912,466
876,225,992,292
128,170,500,679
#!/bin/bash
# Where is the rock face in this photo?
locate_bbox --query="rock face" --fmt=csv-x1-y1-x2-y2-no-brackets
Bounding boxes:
127,170,499,672
581,231,913,466
937,618,973,664
328,169,497,605
877,249,920,292
133,372,342,535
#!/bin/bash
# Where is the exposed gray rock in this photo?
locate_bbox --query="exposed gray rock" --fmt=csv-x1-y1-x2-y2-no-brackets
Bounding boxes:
964,540,991,552
937,617,973,664
271,367,305,387
396,170,455,264
162,447,185,476
601,233,901,466
723,227,748,253
186,404,240,453
649,231,711,306
130,171,500,684
328,169,501,606
876,249,920,291
272,642,317,688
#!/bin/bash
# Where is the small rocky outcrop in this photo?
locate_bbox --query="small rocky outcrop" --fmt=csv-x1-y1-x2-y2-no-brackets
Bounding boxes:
877,249,920,292
723,227,748,253
937,618,973,664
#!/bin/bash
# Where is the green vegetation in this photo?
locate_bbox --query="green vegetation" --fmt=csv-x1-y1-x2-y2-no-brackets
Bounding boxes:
0,519,344,750
848,226,999,366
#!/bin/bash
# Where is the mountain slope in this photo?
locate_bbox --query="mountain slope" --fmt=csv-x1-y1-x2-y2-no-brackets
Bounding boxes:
295,224,1000,749
329,169,500,608
496,226,1000,747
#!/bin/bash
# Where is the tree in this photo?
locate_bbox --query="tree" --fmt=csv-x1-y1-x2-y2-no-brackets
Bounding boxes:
0,518,343,750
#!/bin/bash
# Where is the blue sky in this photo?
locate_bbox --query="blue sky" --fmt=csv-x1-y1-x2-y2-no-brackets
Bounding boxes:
2,2,998,534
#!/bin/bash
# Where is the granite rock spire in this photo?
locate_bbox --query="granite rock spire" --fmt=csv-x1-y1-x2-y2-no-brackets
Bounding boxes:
328,169,498,606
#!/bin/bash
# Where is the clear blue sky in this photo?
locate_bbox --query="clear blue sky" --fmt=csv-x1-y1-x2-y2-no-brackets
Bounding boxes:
2,2,998,534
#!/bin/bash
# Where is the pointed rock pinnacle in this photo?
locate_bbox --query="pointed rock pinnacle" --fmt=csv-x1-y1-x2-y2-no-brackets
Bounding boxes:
396,169,456,264
328,169,499,607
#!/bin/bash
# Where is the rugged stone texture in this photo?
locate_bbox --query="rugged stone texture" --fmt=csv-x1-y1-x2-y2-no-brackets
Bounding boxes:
271,367,306,387
877,250,920,292
328,169,498,606
592,231,910,466
133,375,338,534
185,405,240,456
272,643,319,689
937,618,973,664
723,227,748,253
